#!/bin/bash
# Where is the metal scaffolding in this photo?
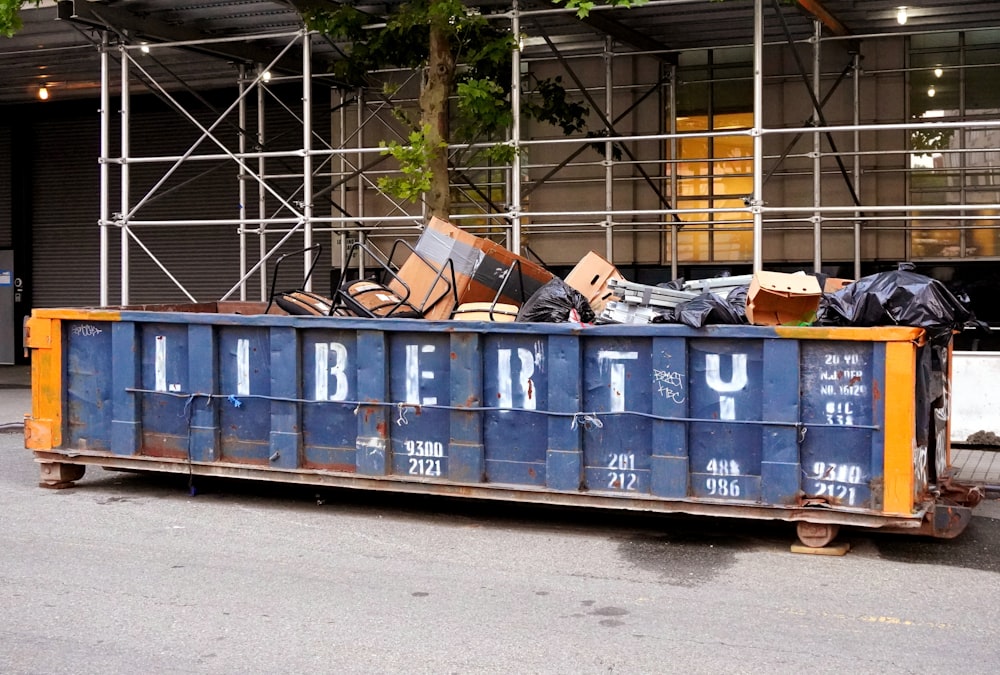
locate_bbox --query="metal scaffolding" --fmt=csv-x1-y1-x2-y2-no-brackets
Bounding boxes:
86,0,1000,305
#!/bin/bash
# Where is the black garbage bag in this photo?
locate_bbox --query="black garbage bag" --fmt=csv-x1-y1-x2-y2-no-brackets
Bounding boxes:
650,307,675,323
725,285,749,322
673,290,747,328
817,263,974,342
657,278,686,291
516,278,596,323
593,304,673,325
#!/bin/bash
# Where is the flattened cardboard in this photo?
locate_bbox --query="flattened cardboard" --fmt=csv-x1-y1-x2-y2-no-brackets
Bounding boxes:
468,235,552,306
387,220,466,319
452,302,518,322
746,271,822,326
389,217,552,320
564,251,626,315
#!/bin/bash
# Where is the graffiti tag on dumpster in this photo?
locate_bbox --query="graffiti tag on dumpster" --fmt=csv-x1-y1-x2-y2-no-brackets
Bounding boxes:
71,324,103,337
653,369,685,403
913,444,929,493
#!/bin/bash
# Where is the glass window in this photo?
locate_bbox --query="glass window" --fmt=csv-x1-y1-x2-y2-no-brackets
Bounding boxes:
909,32,1000,259
671,51,753,263
672,113,752,262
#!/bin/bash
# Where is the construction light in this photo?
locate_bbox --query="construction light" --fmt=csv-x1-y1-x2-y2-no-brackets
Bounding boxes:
38,85,49,101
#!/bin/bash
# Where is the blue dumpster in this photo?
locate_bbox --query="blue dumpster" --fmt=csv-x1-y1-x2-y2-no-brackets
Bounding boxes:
24,303,980,547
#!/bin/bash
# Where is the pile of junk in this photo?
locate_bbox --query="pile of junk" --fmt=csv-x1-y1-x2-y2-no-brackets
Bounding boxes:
268,217,981,343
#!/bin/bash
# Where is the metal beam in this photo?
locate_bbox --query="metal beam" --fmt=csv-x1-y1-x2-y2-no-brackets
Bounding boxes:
533,21,677,217
772,0,861,208
581,13,678,64
794,0,850,37
56,0,299,70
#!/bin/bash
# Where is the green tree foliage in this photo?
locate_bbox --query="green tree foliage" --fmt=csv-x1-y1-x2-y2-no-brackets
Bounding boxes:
305,0,593,216
379,125,447,202
1,0,42,38
552,0,648,19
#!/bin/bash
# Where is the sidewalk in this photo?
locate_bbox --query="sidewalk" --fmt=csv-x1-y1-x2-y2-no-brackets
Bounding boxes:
0,365,30,432
951,448,1000,491
2,364,998,494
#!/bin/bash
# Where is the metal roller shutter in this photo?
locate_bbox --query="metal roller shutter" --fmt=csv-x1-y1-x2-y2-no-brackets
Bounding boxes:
32,113,103,307
0,127,10,247
31,93,335,308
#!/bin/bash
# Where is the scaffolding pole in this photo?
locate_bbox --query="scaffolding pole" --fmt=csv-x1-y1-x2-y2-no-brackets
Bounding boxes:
752,0,764,272
604,37,614,261
668,61,679,281
302,29,314,292
257,64,268,301
853,49,862,279
812,18,822,272
99,32,110,307
510,0,523,254
238,63,248,302
120,40,131,305
356,87,366,275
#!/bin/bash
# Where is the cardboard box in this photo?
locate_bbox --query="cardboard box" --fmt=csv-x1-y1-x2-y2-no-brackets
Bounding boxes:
823,277,854,293
451,302,518,322
745,271,822,326
389,217,553,320
563,251,626,315
468,234,553,307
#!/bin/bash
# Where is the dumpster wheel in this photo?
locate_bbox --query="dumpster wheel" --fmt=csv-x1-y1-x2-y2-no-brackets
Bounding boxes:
796,522,839,548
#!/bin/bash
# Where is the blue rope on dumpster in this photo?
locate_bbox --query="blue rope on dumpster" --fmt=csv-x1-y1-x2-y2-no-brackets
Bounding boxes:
125,387,880,433
396,403,411,426
571,413,604,430
181,392,217,497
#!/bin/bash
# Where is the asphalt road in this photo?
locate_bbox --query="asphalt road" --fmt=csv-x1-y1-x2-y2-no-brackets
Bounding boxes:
2,429,999,674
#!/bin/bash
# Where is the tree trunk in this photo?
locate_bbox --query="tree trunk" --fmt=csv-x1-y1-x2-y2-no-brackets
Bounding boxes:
419,8,455,220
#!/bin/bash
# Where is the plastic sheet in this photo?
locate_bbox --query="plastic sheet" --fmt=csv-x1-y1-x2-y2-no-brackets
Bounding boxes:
516,278,596,323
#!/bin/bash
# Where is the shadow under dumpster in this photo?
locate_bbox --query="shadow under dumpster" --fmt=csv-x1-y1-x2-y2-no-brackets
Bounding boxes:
63,464,999,576
866,516,1000,573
